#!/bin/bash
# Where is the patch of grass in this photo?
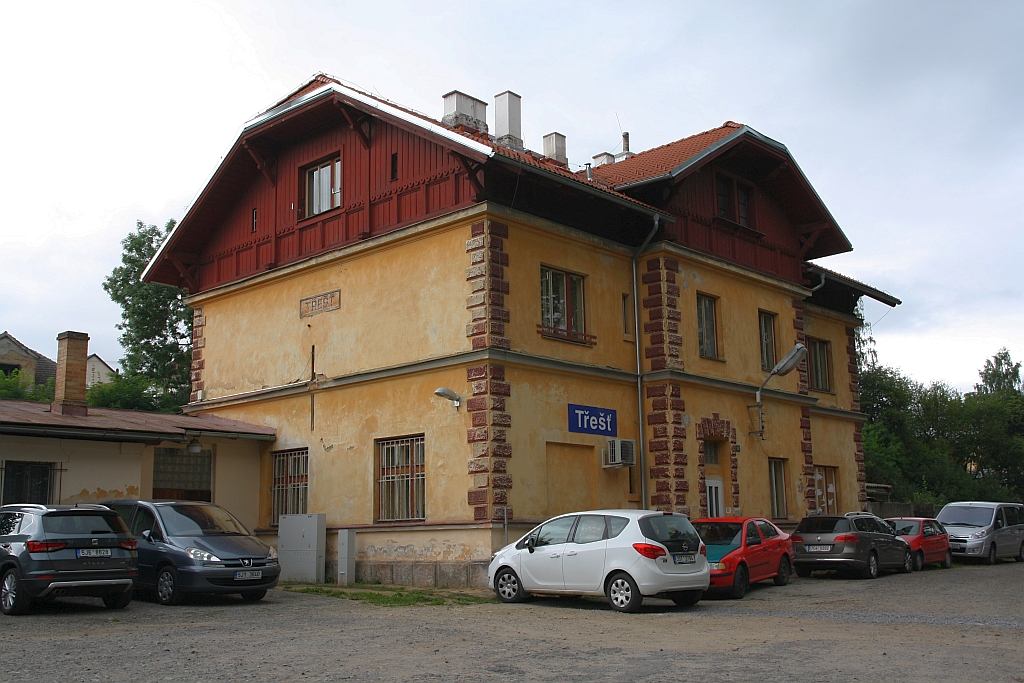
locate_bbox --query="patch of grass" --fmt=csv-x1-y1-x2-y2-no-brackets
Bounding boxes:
286,586,493,607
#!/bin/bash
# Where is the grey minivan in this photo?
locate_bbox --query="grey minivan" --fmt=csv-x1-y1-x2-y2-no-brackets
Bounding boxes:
937,502,1024,564
104,500,280,604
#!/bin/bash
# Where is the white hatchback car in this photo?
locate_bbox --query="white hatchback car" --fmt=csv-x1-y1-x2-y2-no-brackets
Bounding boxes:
487,510,710,612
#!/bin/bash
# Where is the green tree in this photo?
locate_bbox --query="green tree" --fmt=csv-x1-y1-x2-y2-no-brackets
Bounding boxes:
975,347,1022,394
0,369,54,402
102,220,191,407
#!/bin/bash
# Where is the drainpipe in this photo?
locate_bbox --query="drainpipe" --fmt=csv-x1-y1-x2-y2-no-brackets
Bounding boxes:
633,214,661,510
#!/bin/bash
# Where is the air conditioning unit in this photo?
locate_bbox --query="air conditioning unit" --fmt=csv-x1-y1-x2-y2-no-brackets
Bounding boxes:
604,438,636,468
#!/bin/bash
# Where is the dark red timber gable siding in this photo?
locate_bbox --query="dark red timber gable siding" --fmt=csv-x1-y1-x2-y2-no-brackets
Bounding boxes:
197,118,478,291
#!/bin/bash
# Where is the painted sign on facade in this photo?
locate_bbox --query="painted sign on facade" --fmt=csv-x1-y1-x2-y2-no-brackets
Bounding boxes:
299,290,341,318
568,404,617,436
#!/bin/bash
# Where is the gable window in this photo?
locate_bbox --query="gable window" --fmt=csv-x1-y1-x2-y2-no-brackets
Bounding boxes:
808,337,831,392
377,436,425,522
759,311,777,371
697,293,719,359
716,175,754,228
272,448,308,525
303,156,341,218
539,266,594,345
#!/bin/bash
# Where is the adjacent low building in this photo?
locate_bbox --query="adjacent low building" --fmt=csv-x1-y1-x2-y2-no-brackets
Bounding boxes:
142,74,899,586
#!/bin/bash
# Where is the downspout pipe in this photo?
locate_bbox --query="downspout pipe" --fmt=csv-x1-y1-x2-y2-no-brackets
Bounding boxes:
633,214,661,510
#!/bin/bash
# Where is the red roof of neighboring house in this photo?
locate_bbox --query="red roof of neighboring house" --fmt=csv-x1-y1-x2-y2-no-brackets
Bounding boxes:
589,122,744,188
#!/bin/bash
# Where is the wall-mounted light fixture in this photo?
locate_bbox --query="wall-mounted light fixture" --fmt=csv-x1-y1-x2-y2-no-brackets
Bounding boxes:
751,343,807,437
185,437,202,455
434,387,462,410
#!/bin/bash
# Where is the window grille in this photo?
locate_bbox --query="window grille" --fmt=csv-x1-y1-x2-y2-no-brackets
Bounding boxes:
272,449,309,525
0,461,62,505
377,436,425,522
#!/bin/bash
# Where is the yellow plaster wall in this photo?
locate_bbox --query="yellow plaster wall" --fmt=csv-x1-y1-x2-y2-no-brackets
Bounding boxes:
193,220,473,399
505,365,640,522
503,219,638,371
0,436,143,503
209,439,261,531
810,415,860,513
803,306,857,411
355,528,493,562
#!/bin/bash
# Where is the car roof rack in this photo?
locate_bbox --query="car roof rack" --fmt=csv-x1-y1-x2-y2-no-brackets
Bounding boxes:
2,503,49,510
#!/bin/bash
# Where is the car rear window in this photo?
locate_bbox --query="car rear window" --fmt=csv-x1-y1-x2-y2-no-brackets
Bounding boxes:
889,520,920,536
693,521,742,547
795,517,850,534
43,512,128,535
937,506,994,528
639,514,701,552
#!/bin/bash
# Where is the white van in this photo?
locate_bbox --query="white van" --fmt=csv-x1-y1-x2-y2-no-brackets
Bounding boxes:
937,502,1024,564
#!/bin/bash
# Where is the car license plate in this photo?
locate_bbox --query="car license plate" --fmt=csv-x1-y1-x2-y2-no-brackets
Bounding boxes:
672,553,696,564
76,548,111,557
805,545,832,552
234,570,263,580
951,543,964,550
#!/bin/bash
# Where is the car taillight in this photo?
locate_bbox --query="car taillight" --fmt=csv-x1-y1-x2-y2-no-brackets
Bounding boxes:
833,534,859,544
792,535,804,543
27,541,68,553
633,543,667,559
699,542,707,557
120,540,138,550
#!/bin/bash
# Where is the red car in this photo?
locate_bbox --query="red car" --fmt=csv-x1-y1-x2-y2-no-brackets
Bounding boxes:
885,517,952,570
692,517,794,599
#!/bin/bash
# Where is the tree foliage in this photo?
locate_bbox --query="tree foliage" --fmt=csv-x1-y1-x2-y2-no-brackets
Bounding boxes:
0,370,54,402
86,372,182,412
99,219,191,411
861,348,1024,503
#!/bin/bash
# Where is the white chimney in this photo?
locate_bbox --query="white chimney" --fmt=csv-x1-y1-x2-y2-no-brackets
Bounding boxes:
592,152,616,166
614,131,634,162
442,91,488,134
494,91,523,150
543,132,567,165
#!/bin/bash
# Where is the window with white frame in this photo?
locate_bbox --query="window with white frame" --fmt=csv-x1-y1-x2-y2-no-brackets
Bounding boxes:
540,266,592,344
706,476,724,518
759,311,777,371
377,436,425,522
272,449,308,525
303,156,341,218
769,458,787,519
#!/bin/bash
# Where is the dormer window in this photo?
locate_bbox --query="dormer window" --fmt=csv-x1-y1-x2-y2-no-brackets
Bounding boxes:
716,175,754,228
302,156,341,218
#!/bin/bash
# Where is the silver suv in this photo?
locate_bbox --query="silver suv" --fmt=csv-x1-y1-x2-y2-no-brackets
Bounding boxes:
937,502,1024,564
792,512,912,579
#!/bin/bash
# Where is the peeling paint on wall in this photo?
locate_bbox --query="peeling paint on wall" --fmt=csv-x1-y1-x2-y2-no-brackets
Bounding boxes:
63,485,139,504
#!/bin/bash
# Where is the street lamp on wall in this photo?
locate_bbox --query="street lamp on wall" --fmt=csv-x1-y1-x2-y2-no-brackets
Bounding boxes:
752,343,807,437
434,387,462,410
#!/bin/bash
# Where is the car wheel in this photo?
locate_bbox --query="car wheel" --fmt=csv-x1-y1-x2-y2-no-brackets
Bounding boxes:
670,590,702,607
1,568,32,616
103,590,132,610
494,568,526,603
795,565,813,578
240,590,267,603
912,551,924,572
774,556,792,586
155,566,183,606
729,564,749,599
606,572,643,613
899,550,913,574
984,544,997,566
941,550,953,569
862,552,879,580
1015,542,1024,563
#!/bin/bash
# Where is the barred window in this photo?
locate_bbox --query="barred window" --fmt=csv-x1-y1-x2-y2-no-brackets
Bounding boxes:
272,449,308,525
1,461,57,505
377,436,425,522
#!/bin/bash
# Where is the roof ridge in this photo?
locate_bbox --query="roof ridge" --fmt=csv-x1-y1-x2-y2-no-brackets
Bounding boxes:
604,121,745,167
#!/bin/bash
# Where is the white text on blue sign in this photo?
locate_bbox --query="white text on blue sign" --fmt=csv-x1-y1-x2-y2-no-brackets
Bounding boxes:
568,404,617,436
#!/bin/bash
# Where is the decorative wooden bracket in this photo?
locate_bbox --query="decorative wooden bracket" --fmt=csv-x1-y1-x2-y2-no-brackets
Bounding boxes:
797,228,824,258
334,101,370,150
762,161,790,184
170,257,199,292
243,140,276,187
450,151,484,200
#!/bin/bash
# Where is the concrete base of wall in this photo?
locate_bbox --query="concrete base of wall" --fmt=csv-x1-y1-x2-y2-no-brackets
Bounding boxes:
352,561,490,588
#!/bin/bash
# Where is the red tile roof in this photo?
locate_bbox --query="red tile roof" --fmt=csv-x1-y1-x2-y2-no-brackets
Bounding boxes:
588,122,745,188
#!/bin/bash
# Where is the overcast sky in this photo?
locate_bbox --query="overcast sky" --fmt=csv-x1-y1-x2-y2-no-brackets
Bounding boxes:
2,1,1021,392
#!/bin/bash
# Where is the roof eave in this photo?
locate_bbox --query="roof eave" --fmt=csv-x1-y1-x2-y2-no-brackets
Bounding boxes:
805,263,901,307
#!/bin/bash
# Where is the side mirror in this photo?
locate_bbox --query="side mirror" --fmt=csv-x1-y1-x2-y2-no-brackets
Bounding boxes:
527,537,536,554
142,529,153,543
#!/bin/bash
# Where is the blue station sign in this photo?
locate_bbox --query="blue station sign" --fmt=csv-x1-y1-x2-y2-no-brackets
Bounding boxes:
568,404,618,436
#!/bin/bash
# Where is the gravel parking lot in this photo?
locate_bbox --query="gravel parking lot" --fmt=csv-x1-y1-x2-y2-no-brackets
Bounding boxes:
2,559,1022,683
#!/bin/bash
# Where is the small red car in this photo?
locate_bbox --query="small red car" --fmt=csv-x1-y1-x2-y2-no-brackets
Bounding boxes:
692,517,794,599
885,517,952,570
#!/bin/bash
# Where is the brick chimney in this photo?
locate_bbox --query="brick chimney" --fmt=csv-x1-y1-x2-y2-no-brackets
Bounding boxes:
52,331,89,416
